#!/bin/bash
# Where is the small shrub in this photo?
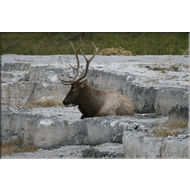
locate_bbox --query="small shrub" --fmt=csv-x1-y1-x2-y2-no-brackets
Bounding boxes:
150,65,180,73
171,66,179,72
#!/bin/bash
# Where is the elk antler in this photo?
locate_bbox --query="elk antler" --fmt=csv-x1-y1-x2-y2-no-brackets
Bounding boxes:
58,39,98,85
58,38,83,85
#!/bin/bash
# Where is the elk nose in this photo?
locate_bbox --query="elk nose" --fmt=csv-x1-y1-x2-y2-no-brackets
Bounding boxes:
63,100,68,106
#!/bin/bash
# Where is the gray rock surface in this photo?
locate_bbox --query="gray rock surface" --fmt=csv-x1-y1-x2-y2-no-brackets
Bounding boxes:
122,131,189,158
1,106,168,147
82,143,124,158
1,54,189,158
1,54,189,116
168,104,189,122
1,143,124,159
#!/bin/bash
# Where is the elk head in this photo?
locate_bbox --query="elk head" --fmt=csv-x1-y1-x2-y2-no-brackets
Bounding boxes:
58,39,98,106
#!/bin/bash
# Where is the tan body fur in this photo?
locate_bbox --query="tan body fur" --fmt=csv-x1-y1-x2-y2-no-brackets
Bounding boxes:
97,89,134,116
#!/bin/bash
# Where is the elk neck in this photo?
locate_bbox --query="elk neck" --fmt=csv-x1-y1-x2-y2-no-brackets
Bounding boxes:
78,85,105,117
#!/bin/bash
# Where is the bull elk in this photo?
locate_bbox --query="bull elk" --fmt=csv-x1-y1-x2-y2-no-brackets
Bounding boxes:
58,39,134,119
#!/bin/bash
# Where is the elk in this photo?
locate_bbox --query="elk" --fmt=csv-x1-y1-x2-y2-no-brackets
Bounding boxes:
58,39,134,119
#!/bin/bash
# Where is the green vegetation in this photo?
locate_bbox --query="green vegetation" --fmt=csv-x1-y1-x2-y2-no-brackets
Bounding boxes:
1,32,188,55
149,65,181,74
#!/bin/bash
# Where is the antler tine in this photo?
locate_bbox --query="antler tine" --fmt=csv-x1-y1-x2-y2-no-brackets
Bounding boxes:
60,81,72,85
69,63,85,75
58,39,83,85
80,42,98,62
69,38,83,81
89,42,99,62
65,73,73,78
58,76,73,85
73,41,98,84
59,40,98,85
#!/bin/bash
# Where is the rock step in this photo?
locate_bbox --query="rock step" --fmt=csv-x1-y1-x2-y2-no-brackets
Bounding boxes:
1,143,124,159
1,106,168,148
1,66,189,116
1,55,189,158
1,62,31,71
1,82,69,107
1,54,189,67
1,55,189,116
169,104,189,122
122,131,189,158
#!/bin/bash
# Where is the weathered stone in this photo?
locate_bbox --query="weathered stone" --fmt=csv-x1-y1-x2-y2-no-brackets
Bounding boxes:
1,108,28,141
1,143,124,159
82,148,124,158
24,117,88,148
2,62,31,71
82,143,124,158
19,75,30,82
122,131,164,158
168,104,189,122
154,89,188,116
1,82,37,106
2,106,168,148
122,131,189,158
163,138,189,158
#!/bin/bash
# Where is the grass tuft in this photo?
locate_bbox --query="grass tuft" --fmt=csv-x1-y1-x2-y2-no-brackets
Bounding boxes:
27,97,63,108
154,120,188,137
181,49,189,55
149,65,180,73
1,138,38,156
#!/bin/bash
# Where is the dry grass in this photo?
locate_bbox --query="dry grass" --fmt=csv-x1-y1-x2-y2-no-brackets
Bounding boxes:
27,97,63,108
1,138,38,156
28,88,63,108
145,79,158,83
181,49,189,55
98,47,132,56
154,120,188,137
183,65,189,69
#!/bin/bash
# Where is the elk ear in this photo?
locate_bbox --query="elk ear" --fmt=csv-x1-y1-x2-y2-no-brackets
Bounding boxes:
80,79,88,88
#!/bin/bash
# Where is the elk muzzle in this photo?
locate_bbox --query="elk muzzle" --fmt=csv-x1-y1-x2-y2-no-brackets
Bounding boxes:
63,98,71,106
63,99,68,106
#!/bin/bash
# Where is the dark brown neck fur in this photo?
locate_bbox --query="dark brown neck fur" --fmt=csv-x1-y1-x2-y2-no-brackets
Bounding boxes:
78,85,105,117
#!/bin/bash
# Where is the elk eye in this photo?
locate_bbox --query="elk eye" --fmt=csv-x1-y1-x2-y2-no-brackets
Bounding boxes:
72,90,76,94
